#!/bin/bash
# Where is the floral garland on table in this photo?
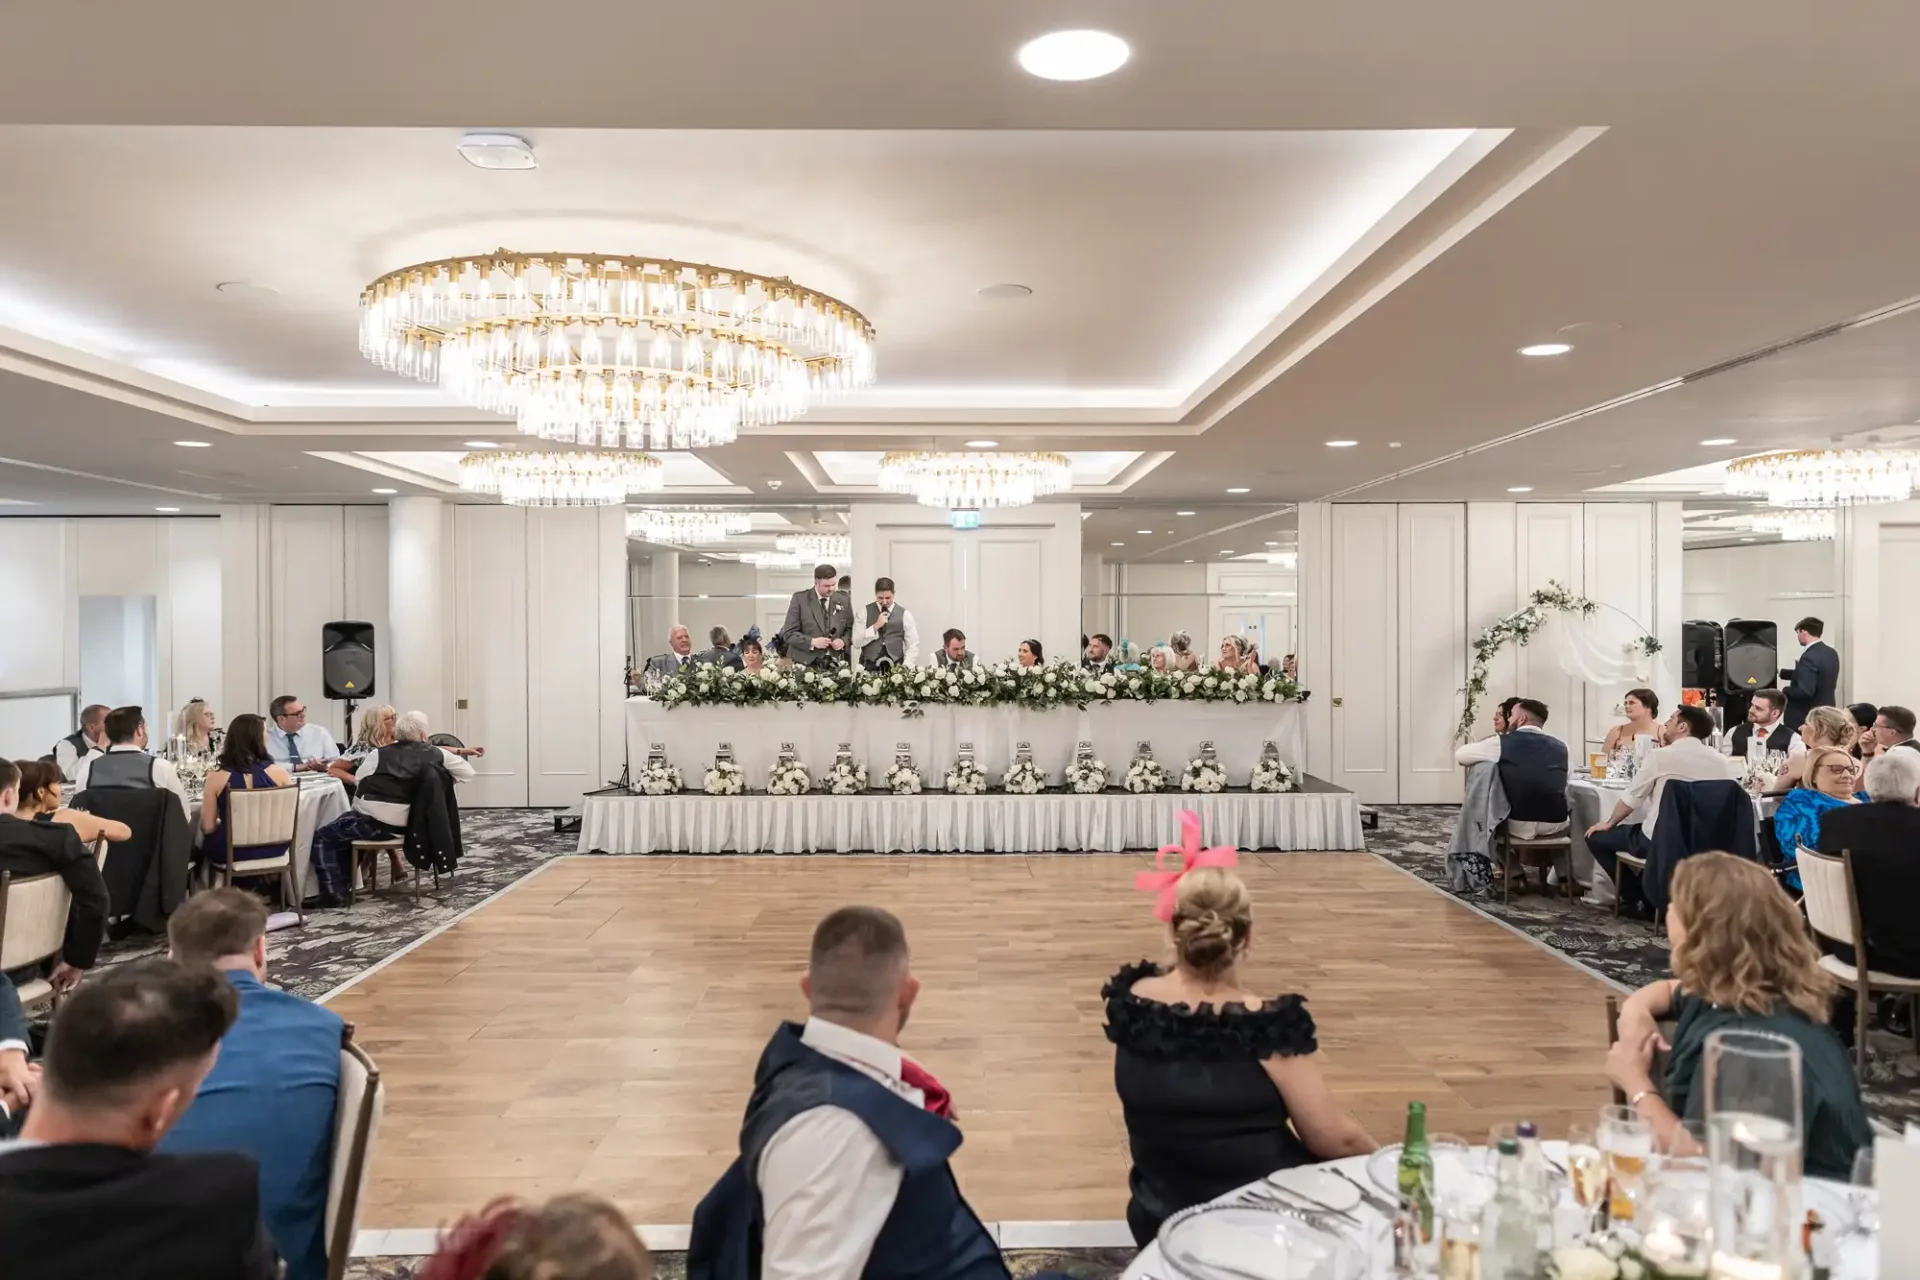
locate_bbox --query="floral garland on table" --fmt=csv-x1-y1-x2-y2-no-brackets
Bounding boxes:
703,759,744,796
1180,757,1227,793
1249,755,1296,793
653,660,1303,717
639,760,682,795
885,761,923,795
1002,757,1047,795
821,757,868,796
768,758,811,795
944,759,987,794
1064,757,1109,794
1455,580,1664,744
1125,756,1167,794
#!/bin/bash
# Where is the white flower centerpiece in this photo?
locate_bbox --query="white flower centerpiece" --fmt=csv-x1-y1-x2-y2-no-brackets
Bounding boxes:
703,758,744,796
1002,741,1047,794
1248,741,1296,794
768,743,811,796
885,754,923,795
1064,741,1108,794
639,760,682,795
176,755,213,792
1125,742,1166,794
1180,742,1227,793
944,751,987,794
821,745,869,796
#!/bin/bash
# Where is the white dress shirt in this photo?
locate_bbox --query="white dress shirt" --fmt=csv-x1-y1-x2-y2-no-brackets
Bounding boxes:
853,605,921,667
1620,736,1741,836
267,723,341,768
72,745,190,820
351,747,476,827
1453,725,1570,838
53,736,102,783
757,1017,925,1280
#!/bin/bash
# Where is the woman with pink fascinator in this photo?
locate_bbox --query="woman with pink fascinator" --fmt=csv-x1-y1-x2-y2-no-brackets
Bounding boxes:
1104,813,1376,1244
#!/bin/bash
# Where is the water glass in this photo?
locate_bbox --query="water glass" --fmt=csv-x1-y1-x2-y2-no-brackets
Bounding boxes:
1435,1169,1495,1280
1598,1104,1654,1223
1704,1029,1804,1274
1640,1147,1713,1275
1566,1123,1606,1217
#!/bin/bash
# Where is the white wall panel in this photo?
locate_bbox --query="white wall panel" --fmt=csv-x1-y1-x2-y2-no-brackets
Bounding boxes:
1873,522,1920,713
267,507,348,741
0,521,76,694
1515,503,1584,755
220,505,270,724
1464,503,1519,739
1583,503,1655,750
1328,504,1398,802
525,507,605,806
453,505,528,807
976,536,1046,661
887,537,959,649
1397,504,1466,803
164,519,222,724
343,506,391,707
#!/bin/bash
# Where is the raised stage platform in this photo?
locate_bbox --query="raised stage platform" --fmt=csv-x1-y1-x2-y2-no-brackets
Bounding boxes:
576,777,1362,854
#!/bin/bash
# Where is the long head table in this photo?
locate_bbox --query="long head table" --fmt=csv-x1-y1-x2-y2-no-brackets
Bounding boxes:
625,697,1306,787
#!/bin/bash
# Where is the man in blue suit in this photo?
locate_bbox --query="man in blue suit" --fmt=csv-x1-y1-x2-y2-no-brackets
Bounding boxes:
160,888,343,1280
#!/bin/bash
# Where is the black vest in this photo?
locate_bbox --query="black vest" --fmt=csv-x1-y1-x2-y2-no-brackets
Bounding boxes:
87,749,157,790
356,740,443,811
1497,730,1569,824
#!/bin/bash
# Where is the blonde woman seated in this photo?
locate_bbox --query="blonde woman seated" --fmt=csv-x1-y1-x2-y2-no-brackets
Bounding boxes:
11,759,131,845
1213,635,1246,672
1771,744,1861,891
1601,687,1664,757
173,698,221,756
327,703,396,785
1606,852,1870,1179
1771,704,1854,790
1104,868,1375,1244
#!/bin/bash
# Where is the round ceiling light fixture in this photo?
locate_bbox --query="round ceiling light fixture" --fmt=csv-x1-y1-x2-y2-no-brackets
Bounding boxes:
963,439,999,449
975,284,1033,301
1324,440,1358,448
1724,448,1917,507
624,506,754,544
774,532,851,562
456,132,538,171
878,450,1071,510
461,449,664,507
1700,437,1738,447
174,440,212,448
1751,509,1836,542
214,281,280,300
1226,487,1250,494
1519,342,1573,357
360,252,876,451
1016,29,1131,81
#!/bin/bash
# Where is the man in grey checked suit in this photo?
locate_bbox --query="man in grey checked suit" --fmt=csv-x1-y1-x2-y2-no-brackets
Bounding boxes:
779,563,852,669
642,624,698,683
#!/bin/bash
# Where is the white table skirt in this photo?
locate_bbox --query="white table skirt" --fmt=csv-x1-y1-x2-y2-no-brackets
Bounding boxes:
625,699,1307,787
578,788,1361,854
192,776,351,896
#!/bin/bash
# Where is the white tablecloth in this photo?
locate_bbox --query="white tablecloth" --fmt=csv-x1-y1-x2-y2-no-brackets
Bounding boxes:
191,776,351,897
625,699,1306,786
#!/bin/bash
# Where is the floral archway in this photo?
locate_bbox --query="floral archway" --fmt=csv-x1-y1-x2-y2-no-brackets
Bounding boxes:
1456,581,1663,743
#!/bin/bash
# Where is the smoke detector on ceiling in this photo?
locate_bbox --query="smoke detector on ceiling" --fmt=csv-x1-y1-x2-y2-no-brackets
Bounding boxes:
456,132,538,171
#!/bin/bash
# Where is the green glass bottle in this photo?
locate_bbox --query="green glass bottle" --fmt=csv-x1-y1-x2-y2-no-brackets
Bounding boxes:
1397,1101,1435,1242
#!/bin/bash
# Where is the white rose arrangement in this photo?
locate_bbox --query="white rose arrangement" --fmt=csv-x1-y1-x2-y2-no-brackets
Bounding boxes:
821,757,869,796
768,758,812,795
1546,1243,1651,1280
1002,757,1047,794
1249,757,1296,793
1125,757,1167,794
176,756,213,790
885,761,923,795
1064,757,1109,794
640,761,683,795
944,760,987,794
703,759,744,796
1180,757,1227,793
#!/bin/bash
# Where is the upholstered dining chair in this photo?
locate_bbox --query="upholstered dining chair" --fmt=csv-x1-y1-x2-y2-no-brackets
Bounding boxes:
1604,994,1676,1106
325,1029,385,1280
220,784,304,924
0,869,73,1012
1797,844,1920,1073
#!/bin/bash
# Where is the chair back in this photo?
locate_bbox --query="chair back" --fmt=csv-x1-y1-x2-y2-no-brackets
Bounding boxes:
1604,994,1677,1106
1795,844,1859,949
325,1032,384,1280
427,732,465,750
0,869,73,972
226,783,301,860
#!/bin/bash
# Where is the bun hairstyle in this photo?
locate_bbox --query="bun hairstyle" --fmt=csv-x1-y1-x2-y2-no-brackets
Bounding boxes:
1170,867,1252,977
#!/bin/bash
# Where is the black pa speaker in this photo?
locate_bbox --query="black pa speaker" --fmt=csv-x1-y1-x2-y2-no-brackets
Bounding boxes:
322,620,376,700
1681,620,1724,693
1722,619,1778,695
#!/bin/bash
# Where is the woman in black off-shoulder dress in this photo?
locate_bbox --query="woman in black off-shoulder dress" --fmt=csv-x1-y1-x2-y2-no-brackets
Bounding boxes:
1103,867,1376,1244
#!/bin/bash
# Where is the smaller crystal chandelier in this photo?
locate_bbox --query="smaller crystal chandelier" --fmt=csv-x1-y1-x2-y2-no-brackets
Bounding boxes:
877,450,1072,510
1724,448,1916,507
459,449,662,507
1751,509,1836,541
740,549,810,569
774,532,851,562
625,507,753,545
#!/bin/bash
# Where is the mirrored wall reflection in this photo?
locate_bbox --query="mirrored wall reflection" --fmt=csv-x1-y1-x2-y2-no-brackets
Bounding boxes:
78,594,159,719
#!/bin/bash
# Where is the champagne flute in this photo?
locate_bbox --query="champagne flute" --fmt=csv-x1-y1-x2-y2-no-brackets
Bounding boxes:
1598,1103,1653,1223
1567,1122,1607,1219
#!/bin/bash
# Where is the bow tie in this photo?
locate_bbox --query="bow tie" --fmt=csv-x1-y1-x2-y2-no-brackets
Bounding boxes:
899,1057,953,1119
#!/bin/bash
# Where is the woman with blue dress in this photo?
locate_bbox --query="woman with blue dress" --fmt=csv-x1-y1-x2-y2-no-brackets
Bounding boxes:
1772,745,1862,890
199,713,293,869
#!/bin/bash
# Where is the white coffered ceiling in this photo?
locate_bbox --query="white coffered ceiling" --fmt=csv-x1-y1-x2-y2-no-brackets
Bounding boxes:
4,1,1920,564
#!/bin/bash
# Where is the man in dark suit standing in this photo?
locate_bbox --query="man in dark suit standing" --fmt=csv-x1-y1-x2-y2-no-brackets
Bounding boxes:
0,959,281,1280
1779,615,1840,732
1728,689,1796,758
779,562,852,669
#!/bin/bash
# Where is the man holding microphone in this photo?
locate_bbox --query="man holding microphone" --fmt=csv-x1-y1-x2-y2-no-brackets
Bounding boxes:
855,576,921,671
780,563,853,669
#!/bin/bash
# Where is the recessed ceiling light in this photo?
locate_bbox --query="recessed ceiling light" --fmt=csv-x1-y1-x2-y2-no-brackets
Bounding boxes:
975,284,1033,301
1136,529,1152,534
1519,342,1573,357
1184,559,1194,564
1700,437,1738,446
463,440,499,448
174,440,211,448
1325,440,1358,448
1265,541,1280,547
372,488,397,495
214,281,280,300
964,439,999,448
1739,536,1755,542
1219,549,1235,555
1226,487,1250,494
1508,486,1534,493
154,506,180,513
1175,510,1195,516
456,132,538,170
1016,29,1130,81
1388,441,1403,449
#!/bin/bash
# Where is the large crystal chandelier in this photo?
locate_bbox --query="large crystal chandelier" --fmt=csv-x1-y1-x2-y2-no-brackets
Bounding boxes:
740,549,810,569
361,253,876,450
1724,448,1916,507
1751,509,1836,541
625,507,753,545
877,451,1072,510
458,449,662,507
774,533,851,561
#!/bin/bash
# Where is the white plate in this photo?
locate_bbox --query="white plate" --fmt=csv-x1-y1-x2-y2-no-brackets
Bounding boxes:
1158,1202,1366,1280
1266,1167,1363,1214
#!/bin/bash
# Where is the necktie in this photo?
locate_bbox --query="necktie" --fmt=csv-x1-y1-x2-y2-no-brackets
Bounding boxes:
285,731,303,766
898,1058,953,1119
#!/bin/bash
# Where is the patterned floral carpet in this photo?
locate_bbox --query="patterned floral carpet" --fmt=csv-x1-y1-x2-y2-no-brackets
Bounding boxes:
1365,803,1920,1132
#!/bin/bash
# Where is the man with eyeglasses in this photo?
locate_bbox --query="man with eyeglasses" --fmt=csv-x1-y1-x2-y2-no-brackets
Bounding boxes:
265,695,339,774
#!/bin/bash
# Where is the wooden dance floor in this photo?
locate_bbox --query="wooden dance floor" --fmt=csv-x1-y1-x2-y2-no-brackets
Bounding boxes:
328,852,1617,1230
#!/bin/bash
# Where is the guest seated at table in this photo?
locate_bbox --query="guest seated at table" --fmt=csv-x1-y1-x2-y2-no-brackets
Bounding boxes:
266,694,340,775
1280,653,1298,681
1148,644,1174,673
1816,750,1920,1039
1772,745,1862,891
198,715,295,872
175,698,221,756
327,703,396,786
1491,695,1522,736
1772,704,1853,790
1846,702,1879,759
12,758,132,846
933,628,974,670
1104,868,1375,1245
1016,637,1044,668
308,711,473,908
1237,641,1265,676
0,958,281,1280
0,759,113,1005
423,1192,653,1280
1213,635,1247,672
1605,853,1870,1180
0,970,33,1116
1169,630,1199,672
1083,632,1116,673
1454,697,1569,842
1869,703,1918,755
159,888,343,1280
739,636,767,674
1728,688,1794,758
697,625,742,670
51,702,109,782
73,704,192,820
1585,705,1739,917
1601,687,1664,757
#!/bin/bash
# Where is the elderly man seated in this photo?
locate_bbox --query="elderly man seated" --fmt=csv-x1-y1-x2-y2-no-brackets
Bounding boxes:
1817,749,1920,981
643,626,697,683
306,711,473,907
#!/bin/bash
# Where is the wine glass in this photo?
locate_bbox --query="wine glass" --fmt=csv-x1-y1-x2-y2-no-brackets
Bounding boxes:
1566,1122,1607,1231
1598,1104,1653,1224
